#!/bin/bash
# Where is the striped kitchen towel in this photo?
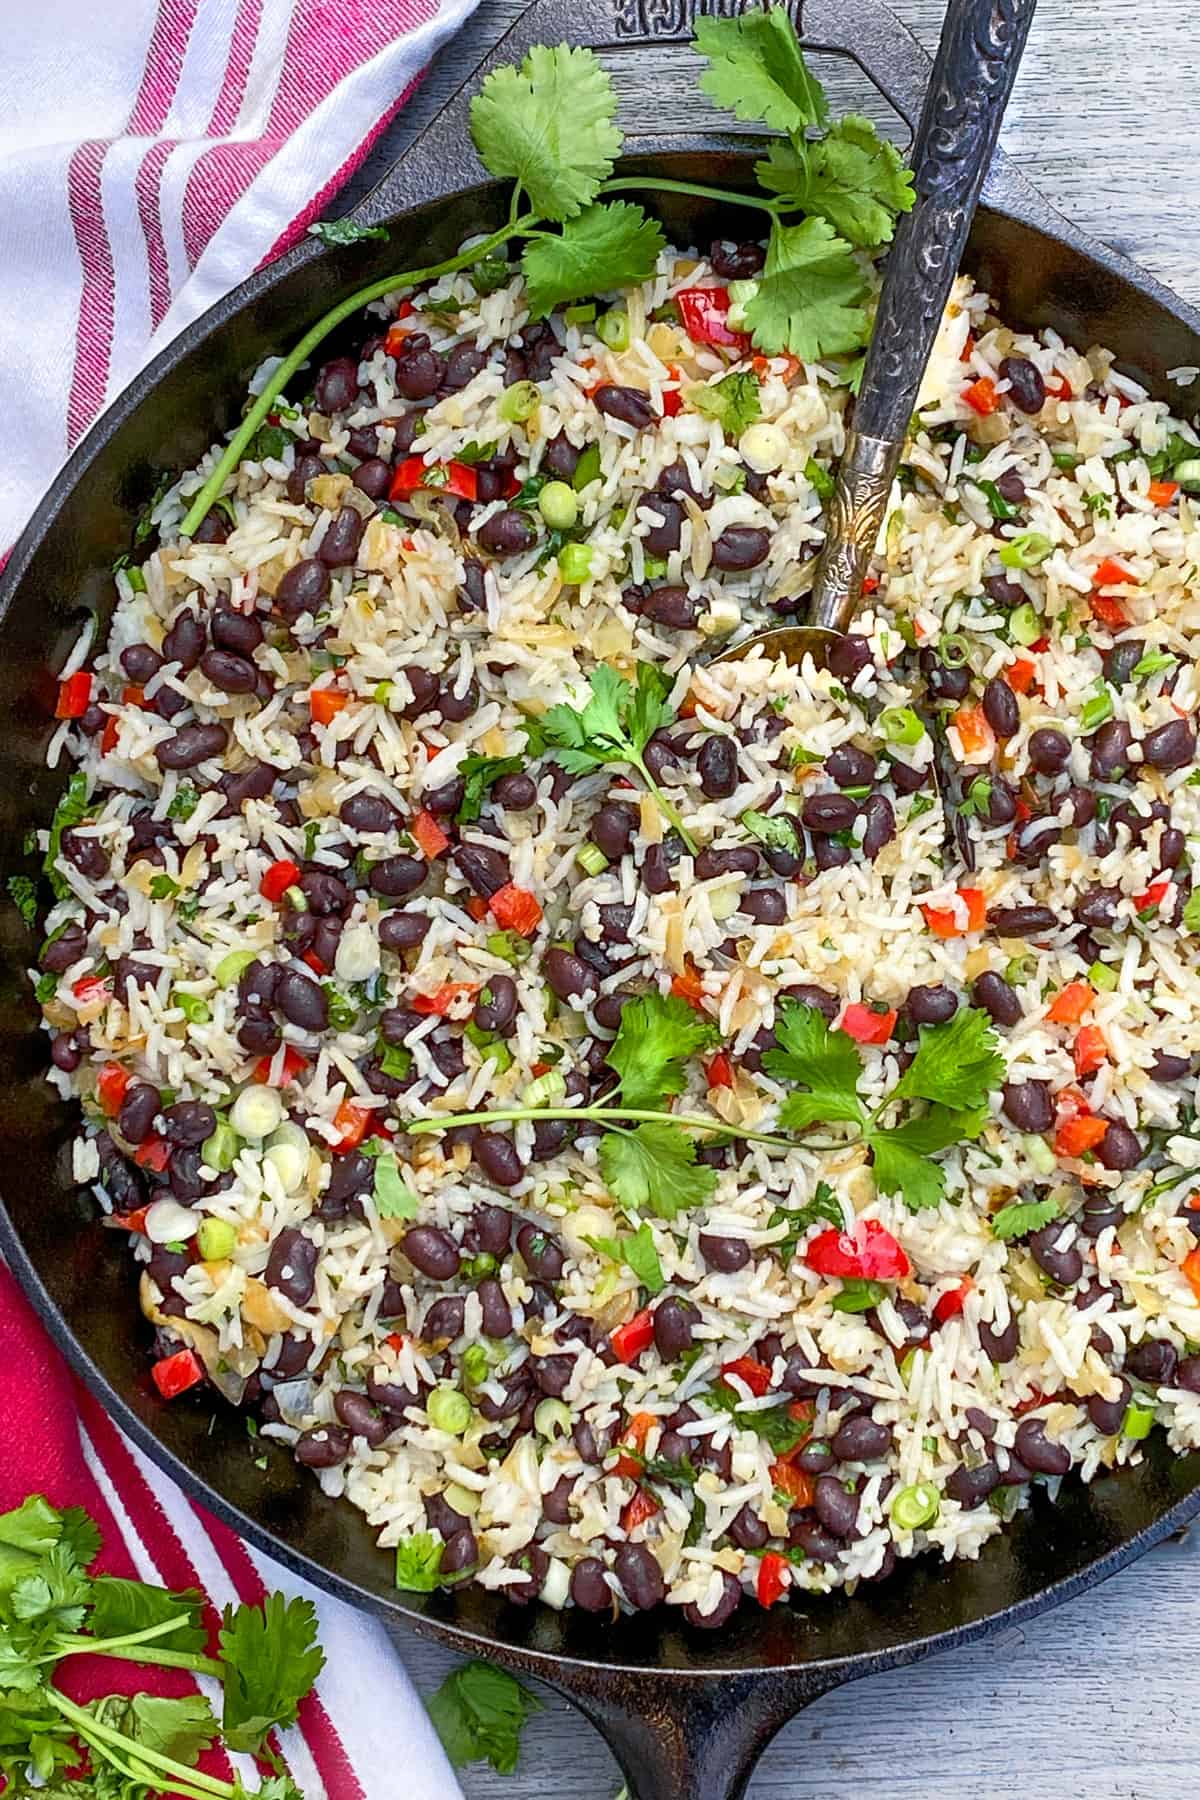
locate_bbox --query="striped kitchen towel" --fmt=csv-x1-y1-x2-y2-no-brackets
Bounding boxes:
0,1261,463,1798
0,0,480,552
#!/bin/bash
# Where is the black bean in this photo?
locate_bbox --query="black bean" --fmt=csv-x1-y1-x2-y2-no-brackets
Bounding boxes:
116,1082,160,1145
999,355,1046,413
582,804,635,865
1151,1050,1192,1082
370,913,428,964
982,676,1020,739
1127,1338,1178,1384
740,887,786,926
300,870,352,917
827,634,872,681
919,647,970,702
640,840,680,894
1177,1357,1200,1394
724,1505,767,1551
982,776,1018,826
121,643,163,684
158,1100,214,1148
41,922,87,972
814,1474,861,1539
1074,885,1121,930
710,238,766,279
438,1528,477,1576
155,723,228,770
642,495,684,557
972,971,1022,1028
334,1389,392,1447
338,791,397,836
543,947,596,1002
50,1032,82,1072
1013,1417,1070,1476
592,992,633,1034
322,1150,374,1215
162,610,206,670
237,1014,281,1055
780,983,839,1026
1103,639,1143,687
946,1461,1000,1508
652,1296,699,1360
1086,1377,1131,1436
1142,718,1196,770
699,1232,750,1272
802,792,858,834
61,828,108,880
271,967,326,1032
1028,727,1071,774
472,975,517,1036
287,452,326,503
474,1132,524,1188
712,525,770,571
492,772,537,810
1012,815,1063,868
199,648,257,696
695,846,759,881
265,1227,317,1304
614,1543,665,1610
275,558,331,623
1001,1080,1054,1132
995,468,1027,505
1029,1222,1083,1286
984,574,1028,609
295,1426,351,1468
907,983,958,1025
595,385,655,429
394,341,444,400
1159,827,1187,870
424,1296,467,1341
315,356,359,412
363,855,423,902
826,743,875,787
541,432,580,480
451,844,509,901
517,1222,564,1279
989,905,1057,938
570,1557,612,1611
1096,1120,1142,1170
859,793,896,860
979,1314,1019,1362
403,1225,462,1282
212,609,264,660
641,585,698,629
473,1276,511,1339
789,1519,841,1563
443,343,485,390
346,454,390,500
421,776,464,819
831,1414,892,1462
476,508,536,556
1089,719,1133,779
318,506,364,569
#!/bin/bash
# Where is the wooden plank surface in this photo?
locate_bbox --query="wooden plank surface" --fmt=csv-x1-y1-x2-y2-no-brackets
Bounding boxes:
352,3,1200,1791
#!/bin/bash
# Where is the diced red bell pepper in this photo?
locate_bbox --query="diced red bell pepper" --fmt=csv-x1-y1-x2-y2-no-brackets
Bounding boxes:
1134,876,1170,915
756,1549,791,1608
133,1136,172,1173
611,1410,656,1478
1006,658,1037,693
96,1061,131,1116
807,1220,910,1282
389,457,478,502
952,704,994,756
121,685,149,710
610,1308,655,1365
963,376,999,415
861,574,881,594
676,286,750,350
1090,592,1129,630
1047,981,1093,1024
310,686,348,725
671,962,706,1009
411,808,451,861
1073,1025,1108,1078
110,1205,151,1234
1148,480,1179,507
933,1278,972,1324
302,950,328,976
151,1347,205,1399
1093,557,1134,587
840,1004,897,1045
385,1330,407,1353
922,887,987,939
260,858,301,903
721,1356,771,1397
56,671,93,719
72,974,111,1007
770,1462,814,1507
1182,1246,1200,1303
787,1399,816,1423
705,1051,734,1090
466,896,489,921
100,714,120,756
332,1098,373,1153
1044,375,1071,400
619,1487,661,1534
659,370,684,418
253,1045,309,1086
412,981,478,1016
488,882,542,936
1054,1113,1109,1158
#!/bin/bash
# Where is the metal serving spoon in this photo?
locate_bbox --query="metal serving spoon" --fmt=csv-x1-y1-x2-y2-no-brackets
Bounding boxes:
714,0,1039,676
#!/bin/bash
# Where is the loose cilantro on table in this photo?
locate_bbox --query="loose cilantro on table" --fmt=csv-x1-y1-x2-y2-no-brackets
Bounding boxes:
7,874,36,928
0,1493,322,1800
177,10,913,538
307,218,390,247
427,1658,540,1776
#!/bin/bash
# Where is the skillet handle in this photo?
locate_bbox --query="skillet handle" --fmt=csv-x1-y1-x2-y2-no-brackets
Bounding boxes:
536,1664,847,1800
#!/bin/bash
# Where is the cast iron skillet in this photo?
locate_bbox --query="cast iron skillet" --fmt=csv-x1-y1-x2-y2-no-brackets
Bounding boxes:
4,2,1200,1794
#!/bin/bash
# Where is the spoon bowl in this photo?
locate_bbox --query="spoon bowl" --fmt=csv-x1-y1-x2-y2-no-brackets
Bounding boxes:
709,623,840,669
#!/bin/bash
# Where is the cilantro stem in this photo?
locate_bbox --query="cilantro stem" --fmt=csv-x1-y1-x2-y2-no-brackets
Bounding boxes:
404,1104,795,1151
47,1688,237,1800
179,213,538,536
48,1612,223,1675
627,751,699,854
599,176,783,216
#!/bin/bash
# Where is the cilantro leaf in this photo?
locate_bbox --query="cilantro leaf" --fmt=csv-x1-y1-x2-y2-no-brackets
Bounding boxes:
992,1196,1060,1240
427,1659,540,1775
456,754,525,824
307,218,389,246
57,1507,101,1572
830,1277,888,1313
10,1545,90,1634
218,1593,324,1754
374,1154,419,1220
44,773,90,900
7,875,36,928
585,1221,665,1294
522,201,664,317
892,1007,1005,1113
692,10,829,133
89,1575,206,1655
0,1623,42,1691
745,216,871,361
765,1001,865,1129
703,1383,805,1454
393,1531,446,1593
868,1129,947,1212
769,1180,843,1261
1183,889,1200,934
94,1692,218,1766
470,45,621,222
0,1496,63,1558
740,808,798,851
606,989,719,1111
688,370,761,436
624,662,675,753
599,1120,718,1220
756,116,915,249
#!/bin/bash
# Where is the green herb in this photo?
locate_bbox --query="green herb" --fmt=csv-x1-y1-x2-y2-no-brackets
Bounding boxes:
741,808,798,850
702,1382,806,1455
378,1042,413,1081
908,792,936,818
373,1154,419,1220
769,1180,843,1261
1079,686,1114,731
166,783,199,821
957,775,993,819
247,422,289,464
805,456,835,500
35,969,58,1003
1132,649,1178,681
217,1590,324,1753
585,1220,665,1294
427,1659,540,1775
7,875,36,928
970,477,1018,521
307,218,390,246
607,990,719,1110
523,200,666,317
148,874,180,901
753,112,915,248
471,255,512,295
830,1277,888,1313
1183,890,1200,934
393,1532,446,1593
991,1196,1059,1240
688,369,761,436
598,1120,719,1221
1145,432,1200,477
133,472,172,545
43,773,91,901
456,753,525,824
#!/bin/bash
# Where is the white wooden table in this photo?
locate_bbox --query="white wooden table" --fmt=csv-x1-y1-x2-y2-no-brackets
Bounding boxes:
348,3,1200,1790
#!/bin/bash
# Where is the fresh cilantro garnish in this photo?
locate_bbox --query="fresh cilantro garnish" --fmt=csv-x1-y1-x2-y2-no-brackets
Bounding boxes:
703,1382,805,1454
427,1659,540,1775
167,783,200,821
323,985,357,1031
457,753,525,824
893,1005,1006,1112
743,807,802,851
133,472,172,545
377,1042,413,1081
756,115,915,249
538,663,696,850
991,1196,1060,1240
149,874,180,901
308,218,389,246
373,1153,419,1220
642,1452,698,1489
689,370,761,435
744,215,871,360
766,1003,866,1129
830,1277,888,1313
393,1531,448,1593
585,1220,665,1294
7,874,36,928
693,10,829,132
769,1180,843,1261
44,772,90,900
607,990,719,1110
470,44,621,221
247,423,289,463
522,201,665,318
218,1591,324,1753
88,1574,206,1653
598,1121,718,1221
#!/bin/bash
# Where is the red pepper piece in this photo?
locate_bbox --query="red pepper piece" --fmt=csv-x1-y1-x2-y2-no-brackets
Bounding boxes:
151,1347,205,1399
756,1550,791,1608
840,1003,897,1044
610,1308,655,1365
488,883,543,936
96,1061,131,1117
720,1356,772,1397
676,287,750,350
56,671,93,719
253,1045,309,1086
805,1220,910,1281
259,858,301,903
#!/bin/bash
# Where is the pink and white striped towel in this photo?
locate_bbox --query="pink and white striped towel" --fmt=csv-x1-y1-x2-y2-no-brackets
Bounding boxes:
1,3,493,1788
0,0,481,552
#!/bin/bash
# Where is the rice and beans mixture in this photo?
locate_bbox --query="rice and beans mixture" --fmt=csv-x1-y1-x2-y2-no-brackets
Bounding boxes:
32,240,1200,1625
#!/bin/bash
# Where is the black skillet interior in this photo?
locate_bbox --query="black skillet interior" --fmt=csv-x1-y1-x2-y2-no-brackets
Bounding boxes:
5,1,1200,1795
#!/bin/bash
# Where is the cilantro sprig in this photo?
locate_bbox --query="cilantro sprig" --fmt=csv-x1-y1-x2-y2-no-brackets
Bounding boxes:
0,1494,323,1800
178,12,913,538
427,1659,540,1776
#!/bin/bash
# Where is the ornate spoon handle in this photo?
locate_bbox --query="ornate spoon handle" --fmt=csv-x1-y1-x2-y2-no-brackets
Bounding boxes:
809,0,1039,632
